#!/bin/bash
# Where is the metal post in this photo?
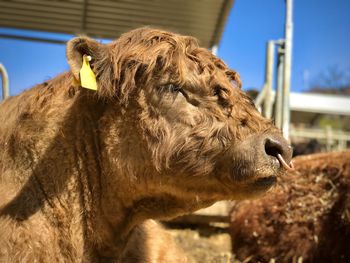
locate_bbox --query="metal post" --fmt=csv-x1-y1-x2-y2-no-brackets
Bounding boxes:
275,44,285,129
263,41,275,119
0,63,9,100
282,0,293,140
254,84,266,113
325,125,332,151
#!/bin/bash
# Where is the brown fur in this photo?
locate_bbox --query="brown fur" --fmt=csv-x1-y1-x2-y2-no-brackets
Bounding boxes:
0,27,290,262
230,151,350,263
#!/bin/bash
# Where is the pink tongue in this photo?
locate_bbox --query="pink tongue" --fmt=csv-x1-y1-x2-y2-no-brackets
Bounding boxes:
277,154,295,171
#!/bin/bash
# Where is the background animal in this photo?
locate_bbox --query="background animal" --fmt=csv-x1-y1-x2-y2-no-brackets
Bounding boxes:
230,151,350,263
0,27,292,262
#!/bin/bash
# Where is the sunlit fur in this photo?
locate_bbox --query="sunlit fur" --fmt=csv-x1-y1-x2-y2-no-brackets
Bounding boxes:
0,28,283,262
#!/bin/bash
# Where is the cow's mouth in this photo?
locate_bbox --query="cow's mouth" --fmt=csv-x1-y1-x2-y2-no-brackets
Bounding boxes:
251,176,277,189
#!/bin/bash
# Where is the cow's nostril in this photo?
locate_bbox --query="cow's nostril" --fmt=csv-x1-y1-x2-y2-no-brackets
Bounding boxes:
264,138,283,159
264,137,294,171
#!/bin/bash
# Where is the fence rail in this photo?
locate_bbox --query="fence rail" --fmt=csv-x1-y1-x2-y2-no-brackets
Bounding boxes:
290,126,350,151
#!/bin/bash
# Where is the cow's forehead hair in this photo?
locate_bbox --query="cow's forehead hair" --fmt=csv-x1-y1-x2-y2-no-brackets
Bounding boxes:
99,28,241,101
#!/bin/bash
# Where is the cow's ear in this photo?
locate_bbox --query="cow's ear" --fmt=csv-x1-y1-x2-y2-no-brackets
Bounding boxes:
66,37,114,90
67,37,101,80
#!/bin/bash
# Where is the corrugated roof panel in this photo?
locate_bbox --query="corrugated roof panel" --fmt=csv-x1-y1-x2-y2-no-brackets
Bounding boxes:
0,1,81,16
85,6,216,30
0,0,83,34
0,0,233,48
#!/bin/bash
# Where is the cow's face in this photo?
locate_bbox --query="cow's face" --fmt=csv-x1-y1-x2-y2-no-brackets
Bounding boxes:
67,28,293,205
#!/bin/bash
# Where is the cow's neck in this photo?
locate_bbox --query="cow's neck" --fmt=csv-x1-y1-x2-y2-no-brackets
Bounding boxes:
92,170,218,259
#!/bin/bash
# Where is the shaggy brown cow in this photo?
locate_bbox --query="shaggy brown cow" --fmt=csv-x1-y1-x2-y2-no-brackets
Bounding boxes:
230,151,350,263
0,28,292,262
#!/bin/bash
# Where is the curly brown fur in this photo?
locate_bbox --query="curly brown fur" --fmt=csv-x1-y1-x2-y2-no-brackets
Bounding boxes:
230,151,350,263
0,28,291,262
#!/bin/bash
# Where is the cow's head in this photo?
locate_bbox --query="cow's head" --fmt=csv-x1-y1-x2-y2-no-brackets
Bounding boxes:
66,28,293,214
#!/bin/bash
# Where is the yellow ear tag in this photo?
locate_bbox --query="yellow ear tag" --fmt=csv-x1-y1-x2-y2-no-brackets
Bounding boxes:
80,54,97,91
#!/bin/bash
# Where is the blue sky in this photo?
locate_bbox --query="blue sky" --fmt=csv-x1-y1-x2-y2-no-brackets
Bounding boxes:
1,0,349,96
220,0,350,91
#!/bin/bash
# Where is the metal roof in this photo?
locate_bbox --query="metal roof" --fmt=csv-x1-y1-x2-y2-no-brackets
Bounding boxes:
290,92,350,116
0,0,234,48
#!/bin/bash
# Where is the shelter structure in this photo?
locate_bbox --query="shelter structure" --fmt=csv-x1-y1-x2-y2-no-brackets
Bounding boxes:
0,0,234,49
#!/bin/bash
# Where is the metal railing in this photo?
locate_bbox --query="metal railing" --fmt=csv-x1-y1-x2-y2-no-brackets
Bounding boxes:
255,0,293,140
0,63,9,101
290,126,350,151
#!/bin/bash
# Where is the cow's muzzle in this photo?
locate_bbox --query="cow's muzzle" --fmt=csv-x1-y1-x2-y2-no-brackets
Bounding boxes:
263,134,294,172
